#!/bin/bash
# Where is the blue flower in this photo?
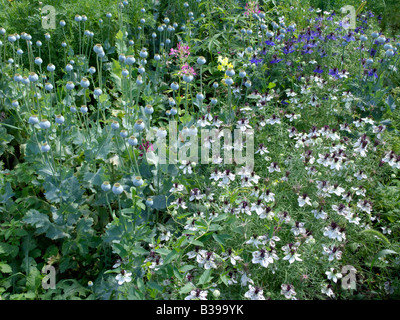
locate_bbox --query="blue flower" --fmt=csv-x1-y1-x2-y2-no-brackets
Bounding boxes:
313,66,324,73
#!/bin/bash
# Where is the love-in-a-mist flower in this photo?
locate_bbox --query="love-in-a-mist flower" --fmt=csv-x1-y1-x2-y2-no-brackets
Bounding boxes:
115,270,132,285
244,285,265,300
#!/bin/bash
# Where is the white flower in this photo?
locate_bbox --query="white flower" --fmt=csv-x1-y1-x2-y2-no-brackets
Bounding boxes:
325,268,343,283
244,285,265,300
252,248,278,268
185,289,208,300
115,271,132,285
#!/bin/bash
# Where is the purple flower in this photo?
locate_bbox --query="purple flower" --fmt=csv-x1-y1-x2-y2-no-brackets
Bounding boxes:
250,57,264,66
313,65,324,73
270,55,283,64
265,40,275,46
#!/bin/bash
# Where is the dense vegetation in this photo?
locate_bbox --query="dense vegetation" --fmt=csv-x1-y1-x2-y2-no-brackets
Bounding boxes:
0,0,400,300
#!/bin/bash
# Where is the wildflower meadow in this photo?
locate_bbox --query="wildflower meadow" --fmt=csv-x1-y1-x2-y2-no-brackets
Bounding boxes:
1,0,400,302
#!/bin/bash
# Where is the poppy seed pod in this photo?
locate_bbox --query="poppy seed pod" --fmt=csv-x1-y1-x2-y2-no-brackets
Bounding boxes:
34,57,43,65
136,75,143,85
128,136,138,146
111,121,120,130
371,32,379,39
170,107,177,115
360,35,368,42
154,54,161,61
28,115,39,125
146,198,153,206
213,82,219,89
45,33,51,40
386,49,394,57
101,181,111,192
239,70,246,78
94,88,102,96
88,66,96,74
75,15,82,22
134,120,145,131
80,77,90,88
144,105,154,114
196,93,205,101
66,81,75,90
60,20,66,27
377,35,386,44
125,55,136,66
120,130,128,138
21,76,29,84
138,66,145,74
12,100,19,108
55,115,65,124
122,69,129,77
93,44,103,55
168,97,176,106
133,176,144,187
80,105,88,113
47,64,56,72
170,82,179,90
70,106,77,113
182,74,193,83
197,56,206,65
36,40,42,47
225,68,235,77
211,98,218,105
39,119,51,129
112,183,124,195
41,143,51,153
224,77,234,86
45,83,53,91
66,64,73,72
156,127,167,139
28,72,39,82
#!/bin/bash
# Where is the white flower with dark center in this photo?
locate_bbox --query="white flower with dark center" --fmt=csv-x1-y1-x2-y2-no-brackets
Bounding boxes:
259,189,275,203
197,251,217,269
329,184,345,196
268,162,281,173
323,222,345,241
281,284,296,299
298,194,312,207
321,284,336,298
282,243,302,264
354,170,367,180
357,199,372,214
171,197,187,209
312,208,327,220
221,248,243,266
252,248,278,268
185,289,208,300
322,245,342,261
189,188,204,201
115,270,132,285
291,222,306,236
325,268,343,283
169,183,184,193
244,285,265,300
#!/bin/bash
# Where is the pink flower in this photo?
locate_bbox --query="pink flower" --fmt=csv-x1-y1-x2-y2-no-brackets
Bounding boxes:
178,63,197,77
